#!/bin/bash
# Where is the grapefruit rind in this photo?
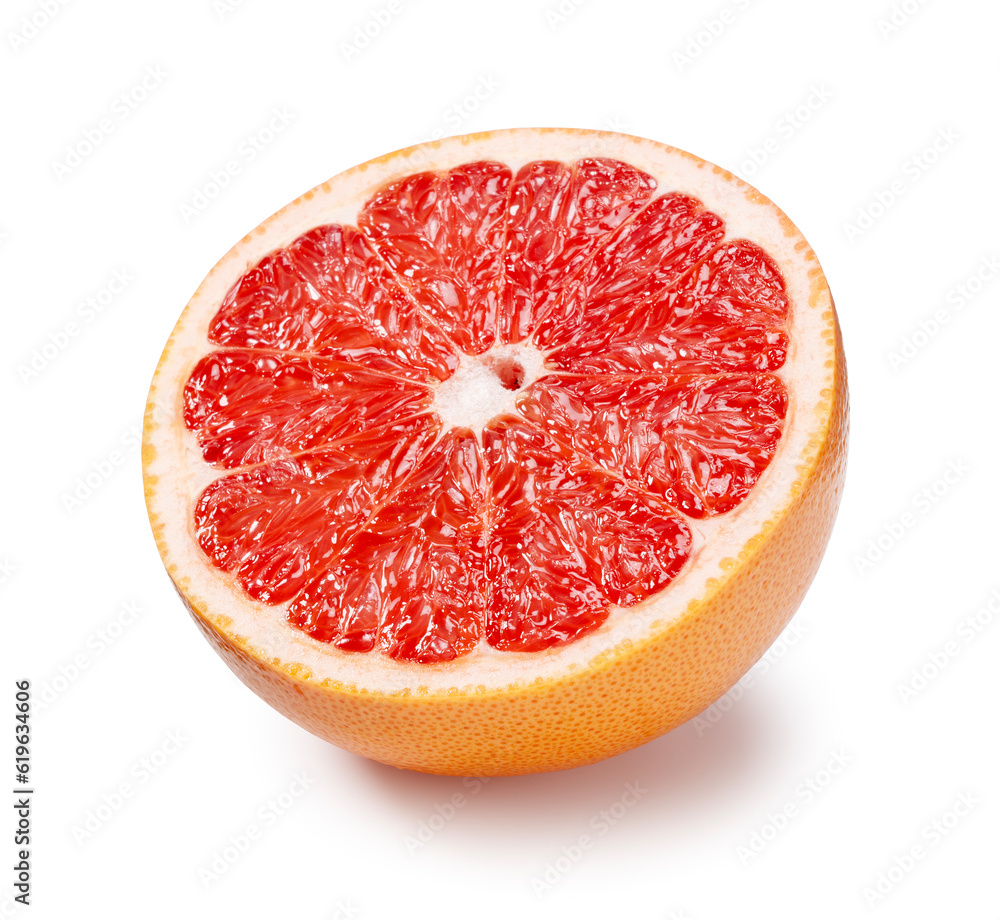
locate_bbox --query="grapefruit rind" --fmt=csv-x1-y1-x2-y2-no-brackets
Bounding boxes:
143,128,846,774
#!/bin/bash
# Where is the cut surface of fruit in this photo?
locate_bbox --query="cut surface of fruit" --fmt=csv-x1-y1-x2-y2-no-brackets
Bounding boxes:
144,128,847,775
182,156,790,664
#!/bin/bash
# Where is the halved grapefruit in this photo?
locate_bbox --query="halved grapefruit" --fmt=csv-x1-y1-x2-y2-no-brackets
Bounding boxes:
143,128,847,776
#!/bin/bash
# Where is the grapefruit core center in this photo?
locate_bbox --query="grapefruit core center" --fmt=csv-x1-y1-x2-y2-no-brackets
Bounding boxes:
433,343,545,433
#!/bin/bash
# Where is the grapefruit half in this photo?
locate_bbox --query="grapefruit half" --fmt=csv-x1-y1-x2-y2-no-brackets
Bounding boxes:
143,128,847,775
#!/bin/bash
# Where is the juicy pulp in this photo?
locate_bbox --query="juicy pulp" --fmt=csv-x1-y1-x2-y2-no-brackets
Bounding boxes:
182,157,790,663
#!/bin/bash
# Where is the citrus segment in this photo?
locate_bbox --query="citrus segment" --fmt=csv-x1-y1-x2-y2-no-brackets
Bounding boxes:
207,224,458,383
533,192,725,348
193,416,440,605
287,428,487,662
519,373,787,518
496,158,657,344
546,240,789,375
182,352,433,469
483,417,691,652
359,162,511,356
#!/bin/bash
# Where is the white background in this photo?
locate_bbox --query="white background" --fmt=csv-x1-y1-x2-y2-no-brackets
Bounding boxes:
2,0,999,917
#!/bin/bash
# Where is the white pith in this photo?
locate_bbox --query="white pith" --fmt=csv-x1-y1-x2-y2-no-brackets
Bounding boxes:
144,128,836,694
432,342,545,435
